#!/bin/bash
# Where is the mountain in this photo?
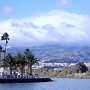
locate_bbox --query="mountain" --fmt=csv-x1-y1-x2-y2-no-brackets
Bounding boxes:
7,45,90,63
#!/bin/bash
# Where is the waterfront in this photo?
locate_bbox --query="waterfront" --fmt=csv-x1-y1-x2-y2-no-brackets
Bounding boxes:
0,78,90,90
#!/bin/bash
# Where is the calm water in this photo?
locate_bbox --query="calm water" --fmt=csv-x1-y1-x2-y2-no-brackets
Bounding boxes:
0,78,90,90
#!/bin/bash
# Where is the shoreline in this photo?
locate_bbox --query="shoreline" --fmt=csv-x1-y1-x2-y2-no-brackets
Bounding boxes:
34,68,90,79
48,73,90,79
0,78,52,83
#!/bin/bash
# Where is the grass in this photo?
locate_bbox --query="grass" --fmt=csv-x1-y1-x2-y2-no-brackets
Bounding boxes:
34,67,90,79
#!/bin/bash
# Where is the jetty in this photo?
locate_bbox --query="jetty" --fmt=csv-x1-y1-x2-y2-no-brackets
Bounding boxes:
0,77,52,83
0,72,52,83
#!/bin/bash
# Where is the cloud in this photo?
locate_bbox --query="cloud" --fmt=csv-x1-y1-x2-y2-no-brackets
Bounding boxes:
0,10,90,47
1,6,13,15
61,0,68,6
56,0,69,9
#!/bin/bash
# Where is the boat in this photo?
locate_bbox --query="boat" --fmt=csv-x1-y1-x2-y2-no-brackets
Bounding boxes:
0,78,52,83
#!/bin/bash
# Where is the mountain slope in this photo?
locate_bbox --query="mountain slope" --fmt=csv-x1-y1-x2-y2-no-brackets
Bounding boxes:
7,45,90,63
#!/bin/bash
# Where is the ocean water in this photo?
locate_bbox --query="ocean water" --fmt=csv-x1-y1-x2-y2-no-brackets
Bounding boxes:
0,78,90,90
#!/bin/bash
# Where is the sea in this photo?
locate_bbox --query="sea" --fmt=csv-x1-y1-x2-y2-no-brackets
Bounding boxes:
0,78,90,90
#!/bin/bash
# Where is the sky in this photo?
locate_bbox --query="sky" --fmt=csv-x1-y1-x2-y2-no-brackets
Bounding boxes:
0,0,90,47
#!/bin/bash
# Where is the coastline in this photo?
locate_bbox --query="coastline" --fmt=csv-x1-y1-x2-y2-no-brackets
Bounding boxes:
0,78,52,83
48,73,90,79
34,68,90,79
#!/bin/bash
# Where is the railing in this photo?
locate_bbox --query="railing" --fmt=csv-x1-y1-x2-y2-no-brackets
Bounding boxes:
0,74,39,79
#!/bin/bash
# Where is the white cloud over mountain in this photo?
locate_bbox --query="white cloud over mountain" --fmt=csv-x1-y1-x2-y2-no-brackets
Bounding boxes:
0,10,90,47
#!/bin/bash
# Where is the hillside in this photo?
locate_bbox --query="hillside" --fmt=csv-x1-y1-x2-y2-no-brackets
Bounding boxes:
7,45,90,63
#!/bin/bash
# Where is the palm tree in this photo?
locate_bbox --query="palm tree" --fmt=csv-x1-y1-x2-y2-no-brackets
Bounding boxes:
0,45,2,60
24,48,39,76
15,54,26,78
1,32,9,58
4,53,15,78
29,54,39,76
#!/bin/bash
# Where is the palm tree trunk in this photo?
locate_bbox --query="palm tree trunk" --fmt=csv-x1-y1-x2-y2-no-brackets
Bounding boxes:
0,46,2,61
0,52,1,60
21,66,24,78
3,40,7,72
29,65,32,76
4,40,7,58
10,68,12,78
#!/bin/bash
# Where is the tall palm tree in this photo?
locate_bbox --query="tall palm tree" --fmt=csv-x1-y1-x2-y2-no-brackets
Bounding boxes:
4,53,15,78
24,48,39,76
1,32,9,58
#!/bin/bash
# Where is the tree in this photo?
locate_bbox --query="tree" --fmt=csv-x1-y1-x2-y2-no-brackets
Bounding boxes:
75,62,88,73
0,46,5,60
1,32,9,57
4,53,15,78
15,54,26,77
0,45,2,60
24,48,39,75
